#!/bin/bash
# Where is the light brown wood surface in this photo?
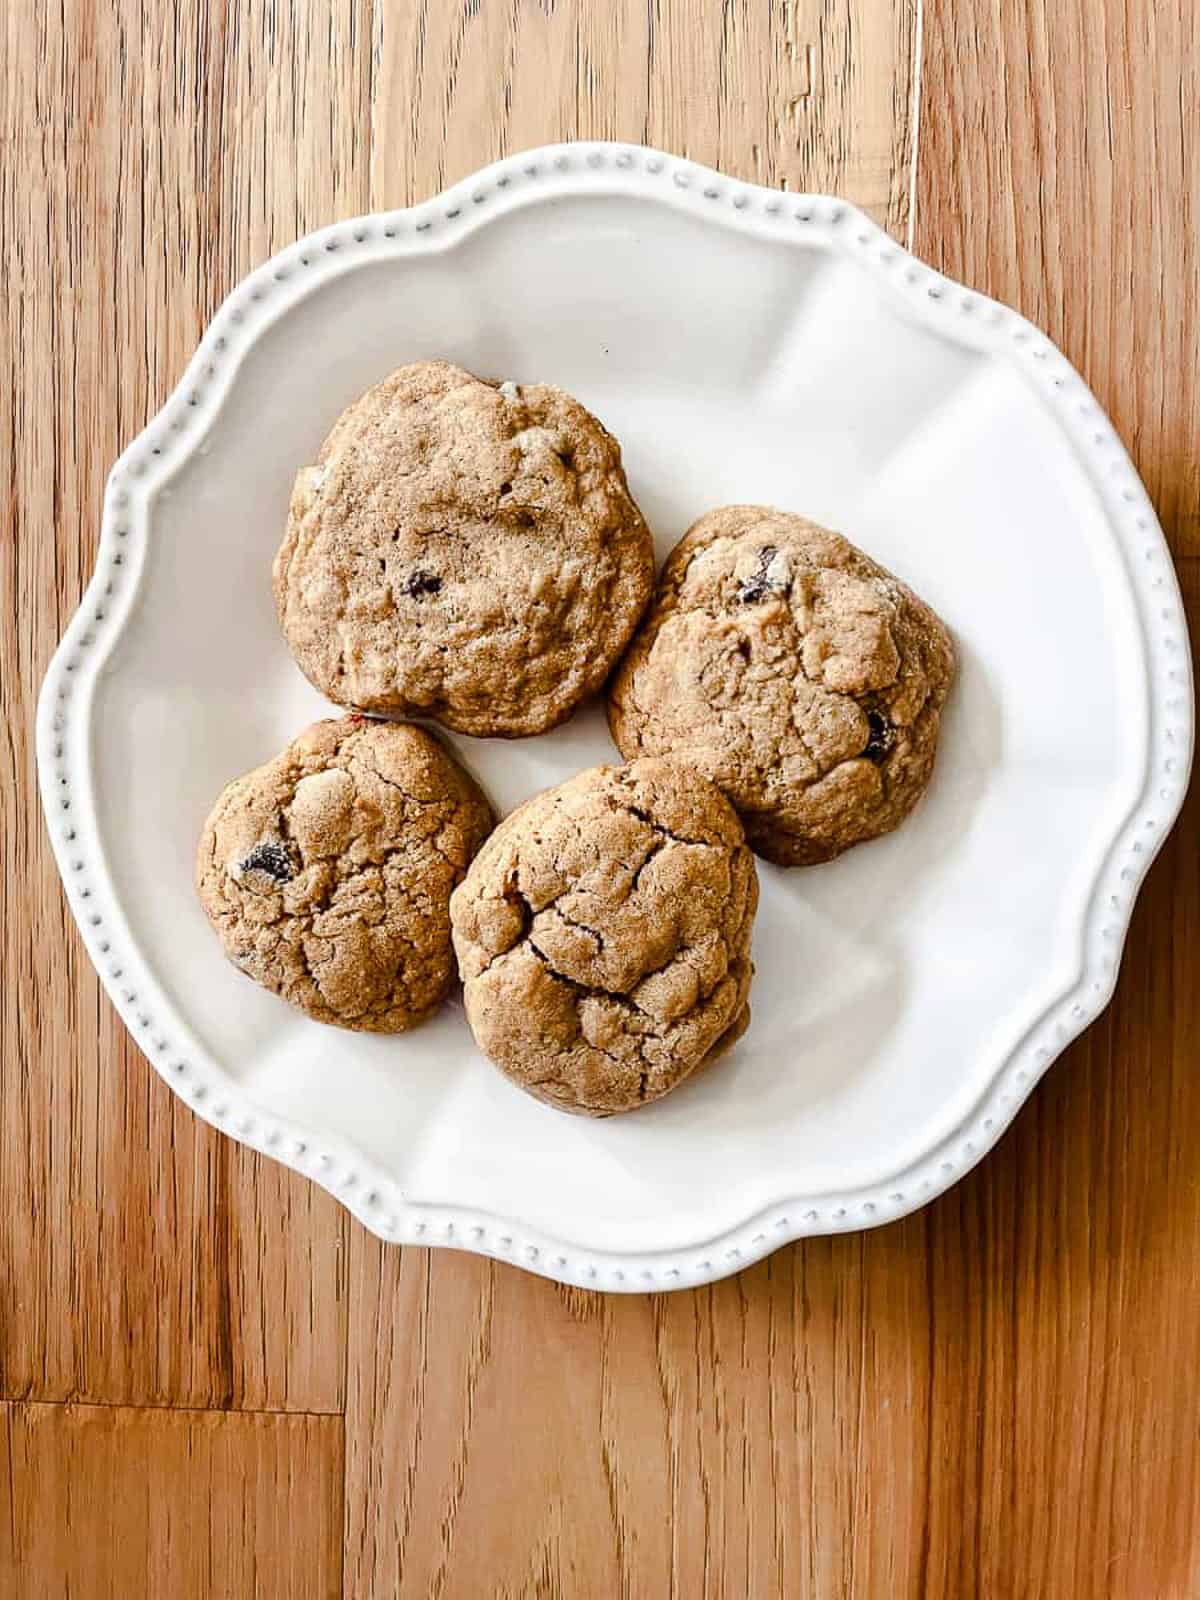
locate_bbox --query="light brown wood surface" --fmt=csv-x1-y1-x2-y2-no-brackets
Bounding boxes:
1,2,1196,1596
1,1400,344,1596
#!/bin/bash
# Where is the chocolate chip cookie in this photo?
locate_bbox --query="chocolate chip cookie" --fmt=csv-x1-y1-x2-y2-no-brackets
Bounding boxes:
273,361,655,737
607,507,955,865
197,717,493,1031
450,759,758,1116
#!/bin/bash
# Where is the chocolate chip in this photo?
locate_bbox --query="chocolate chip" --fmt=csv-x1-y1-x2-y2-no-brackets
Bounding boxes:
863,709,894,763
239,841,294,882
401,569,441,598
737,545,780,605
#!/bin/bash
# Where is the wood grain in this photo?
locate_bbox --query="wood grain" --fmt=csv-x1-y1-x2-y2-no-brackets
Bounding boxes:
1,0,1197,1595
915,0,1200,557
344,1221,940,1598
0,1400,343,1598
0,1,358,1412
909,5,1200,1592
365,0,917,232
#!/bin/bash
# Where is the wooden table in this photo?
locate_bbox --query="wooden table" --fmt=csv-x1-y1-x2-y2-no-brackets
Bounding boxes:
2,4,1196,1595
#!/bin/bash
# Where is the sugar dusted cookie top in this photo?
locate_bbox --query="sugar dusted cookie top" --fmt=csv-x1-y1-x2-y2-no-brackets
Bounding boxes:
608,506,955,865
197,717,492,1032
273,361,655,737
451,759,757,1115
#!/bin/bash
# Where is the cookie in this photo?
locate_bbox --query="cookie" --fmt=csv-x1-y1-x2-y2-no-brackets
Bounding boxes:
607,506,955,866
196,717,493,1032
273,361,656,737
450,759,758,1116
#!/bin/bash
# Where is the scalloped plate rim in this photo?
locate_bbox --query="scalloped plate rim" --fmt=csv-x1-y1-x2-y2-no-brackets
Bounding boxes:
36,140,1194,1292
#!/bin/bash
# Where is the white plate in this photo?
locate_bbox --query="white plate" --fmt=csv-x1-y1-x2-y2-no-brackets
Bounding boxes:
39,143,1193,1291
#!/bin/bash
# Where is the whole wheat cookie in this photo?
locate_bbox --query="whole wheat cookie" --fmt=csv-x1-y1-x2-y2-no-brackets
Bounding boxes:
450,759,758,1116
197,717,493,1032
273,361,655,737
607,507,955,866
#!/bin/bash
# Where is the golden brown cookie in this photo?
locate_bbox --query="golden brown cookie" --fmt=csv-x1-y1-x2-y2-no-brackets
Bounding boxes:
273,361,655,737
196,717,493,1032
450,759,758,1116
608,507,955,866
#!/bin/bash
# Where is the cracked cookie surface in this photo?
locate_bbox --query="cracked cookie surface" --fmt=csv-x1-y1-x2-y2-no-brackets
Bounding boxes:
197,717,493,1032
608,506,956,865
450,759,758,1116
273,360,656,737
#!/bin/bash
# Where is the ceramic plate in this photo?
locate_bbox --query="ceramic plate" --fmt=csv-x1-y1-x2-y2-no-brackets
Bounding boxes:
38,143,1193,1291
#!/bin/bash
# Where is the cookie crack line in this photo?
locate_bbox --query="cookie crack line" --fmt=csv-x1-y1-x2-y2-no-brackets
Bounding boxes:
616,798,717,850
522,937,727,1083
353,735,447,811
292,925,331,1004
538,900,611,956
526,939,650,1014
629,835,666,890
